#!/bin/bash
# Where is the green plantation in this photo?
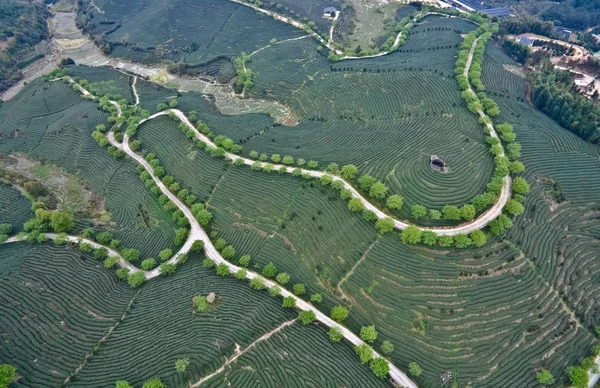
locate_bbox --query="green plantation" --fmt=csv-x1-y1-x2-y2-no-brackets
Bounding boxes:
0,1,599,386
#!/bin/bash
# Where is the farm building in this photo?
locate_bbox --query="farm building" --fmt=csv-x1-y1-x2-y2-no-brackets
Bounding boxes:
443,0,513,17
323,7,338,18
554,26,578,43
517,36,534,47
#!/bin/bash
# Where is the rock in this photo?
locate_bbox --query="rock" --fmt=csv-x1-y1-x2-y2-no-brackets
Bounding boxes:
207,292,216,304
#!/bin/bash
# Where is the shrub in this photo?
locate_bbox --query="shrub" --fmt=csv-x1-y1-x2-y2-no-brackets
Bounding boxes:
401,226,422,244
159,263,176,275
298,310,316,325
239,255,251,267
370,357,390,378
348,198,364,212
411,205,427,219
249,277,267,290
331,305,348,322
142,377,165,388
386,195,403,210
203,258,215,268
262,262,277,278
193,295,209,312
536,369,554,385
355,344,373,364
159,248,173,261
293,283,305,295
175,358,190,373
329,326,343,342
141,258,156,270
310,293,323,303
216,263,230,276
360,325,378,343
116,268,130,280
374,218,393,235
0,364,16,387
128,272,146,288
269,285,281,296
409,362,422,377
380,340,394,355
276,272,290,284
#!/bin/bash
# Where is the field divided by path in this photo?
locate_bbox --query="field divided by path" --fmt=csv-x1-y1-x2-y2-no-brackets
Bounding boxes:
0,80,179,259
201,322,393,388
0,242,137,387
0,183,33,233
339,233,591,387
241,17,495,212
84,0,305,66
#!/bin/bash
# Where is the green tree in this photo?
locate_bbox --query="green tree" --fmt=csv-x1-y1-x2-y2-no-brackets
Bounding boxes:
341,164,358,180
461,204,476,221
271,154,281,163
239,255,251,267
358,175,377,191
0,364,16,387
375,218,394,234
175,358,190,373
221,245,235,259
370,357,390,378
298,310,316,325
429,209,441,219
104,256,120,268
470,230,486,247
380,340,394,355
310,293,323,303
249,277,266,290
355,344,374,364
536,369,554,385
369,181,388,199
269,285,281,296
94,247,109,260
276,272,290,284
453,233,472,248
203,258,215,268
235,268,247,280
567,365,588,388
326,162,340,174
282,296,296,308
141,258,156,270
411,205,427,219
422,231,437,246
282,155,294,165
331,305,348,322
341,189,353,200
115,381,133,388
505,199,524,216
512,177,530,194
174,228,189,245
401,226,422,244
116,268,130,280
262,262,277,278
214,238,226,251
159,263,176,275
293,283,305,295
360,325,378,343
442,205,462,220
386,195,403,210
50,211,75,233
216,263,230,276
408,362,422,377
348,198,364,212
159,248,173,261
142,377,165,388
128,271,146,288
329,326,343,342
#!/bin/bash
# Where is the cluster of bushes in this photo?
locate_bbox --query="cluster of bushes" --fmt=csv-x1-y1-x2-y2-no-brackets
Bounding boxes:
234,52,253,92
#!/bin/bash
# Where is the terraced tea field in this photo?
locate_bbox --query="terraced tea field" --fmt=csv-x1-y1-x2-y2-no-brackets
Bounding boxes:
1,2,600,386
81,0,304,66
0,243,384,387
0,80,178,259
